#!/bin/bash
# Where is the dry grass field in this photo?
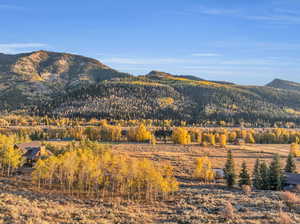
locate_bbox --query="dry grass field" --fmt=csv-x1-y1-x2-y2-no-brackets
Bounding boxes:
112,143,300,176
0,142,300,223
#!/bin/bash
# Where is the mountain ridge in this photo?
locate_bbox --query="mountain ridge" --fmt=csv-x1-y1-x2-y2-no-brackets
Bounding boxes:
1,50,300,125
266,78,300,92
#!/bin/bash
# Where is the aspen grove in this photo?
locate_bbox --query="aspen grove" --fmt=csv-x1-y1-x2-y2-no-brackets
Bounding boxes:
32,141,179,201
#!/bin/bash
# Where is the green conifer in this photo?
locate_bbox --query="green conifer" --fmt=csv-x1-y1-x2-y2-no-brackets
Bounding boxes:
259,161,269,190
285,152,297,173
252,159,261,189
224,150,236,188
269,154,284,191
239,161,251,187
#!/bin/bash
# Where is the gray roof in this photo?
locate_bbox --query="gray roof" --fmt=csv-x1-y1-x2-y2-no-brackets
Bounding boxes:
23,148,41,160
285,173,300,185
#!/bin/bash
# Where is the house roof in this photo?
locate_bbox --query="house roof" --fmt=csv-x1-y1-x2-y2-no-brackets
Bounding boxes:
15,141,41,150
24,148,41,160
285,173,300,185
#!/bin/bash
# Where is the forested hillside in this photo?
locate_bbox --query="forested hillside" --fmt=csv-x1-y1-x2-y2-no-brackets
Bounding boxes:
1,50,300,125
267,78,300,92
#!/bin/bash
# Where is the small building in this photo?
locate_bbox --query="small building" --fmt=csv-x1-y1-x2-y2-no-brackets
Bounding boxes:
14,142,52,166
284,173,300,190
213,168,225,179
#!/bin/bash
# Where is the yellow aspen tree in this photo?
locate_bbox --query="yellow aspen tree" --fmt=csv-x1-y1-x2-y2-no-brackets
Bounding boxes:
127,124,152,142
241,129,247,140
208,134,216,146
220,134,227,148
229,131,237,143
135,124,152,142
0,145,24,177
172,127,191,145
194,157,215,182
246,132,256,144
31,142,179,201
290,143,300,157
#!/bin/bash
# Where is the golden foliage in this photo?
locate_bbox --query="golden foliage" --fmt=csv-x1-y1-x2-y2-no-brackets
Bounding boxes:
158,97,174,108
246,132,256,144
100,124,122,141
229,131,237,142
203,133,216,146
171,127,191,145
0,134,25,176
194,157,215,182
32,142,178,200
219,134,227,148
290,143,300,157
128,124,153,142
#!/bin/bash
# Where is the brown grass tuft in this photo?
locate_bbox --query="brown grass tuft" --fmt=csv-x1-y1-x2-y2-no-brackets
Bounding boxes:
278,210,294,224
280,191,300,210
242,185,252,196
221,202,235,220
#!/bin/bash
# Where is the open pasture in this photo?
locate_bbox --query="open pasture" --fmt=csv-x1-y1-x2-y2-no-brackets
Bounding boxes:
112,143,300,177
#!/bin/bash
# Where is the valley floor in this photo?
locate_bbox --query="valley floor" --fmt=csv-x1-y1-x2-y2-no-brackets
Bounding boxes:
0,143,300,224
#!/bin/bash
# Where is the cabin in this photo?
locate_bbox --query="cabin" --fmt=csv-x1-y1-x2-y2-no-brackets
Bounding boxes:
14,142,52,166
284,173,300,190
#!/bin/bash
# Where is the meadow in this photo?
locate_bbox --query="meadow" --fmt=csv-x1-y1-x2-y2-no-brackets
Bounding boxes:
0,117,300,223
0,141,299,223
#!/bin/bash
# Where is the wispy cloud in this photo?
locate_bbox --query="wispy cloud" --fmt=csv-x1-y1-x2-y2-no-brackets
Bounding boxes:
101,57,193,65
205,41,300,52
245,14,300,24
162,7,240,17
0,4,24,10
100,55,298,68
165,5,300,25
194,7,240,16
191,53,221,57
0,43,48,54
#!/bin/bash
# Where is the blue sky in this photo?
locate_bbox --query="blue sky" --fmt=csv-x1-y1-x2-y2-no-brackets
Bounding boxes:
1,0,300,85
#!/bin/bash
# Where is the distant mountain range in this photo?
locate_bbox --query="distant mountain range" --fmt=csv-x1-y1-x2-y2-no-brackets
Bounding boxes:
1,50,300,125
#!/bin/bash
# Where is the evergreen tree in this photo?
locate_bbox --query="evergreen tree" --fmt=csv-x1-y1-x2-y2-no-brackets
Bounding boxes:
285,152,297,173
259,161,269,190
224,150,236,188
269,154,284,191
239,161,251,187
252,159,261,189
